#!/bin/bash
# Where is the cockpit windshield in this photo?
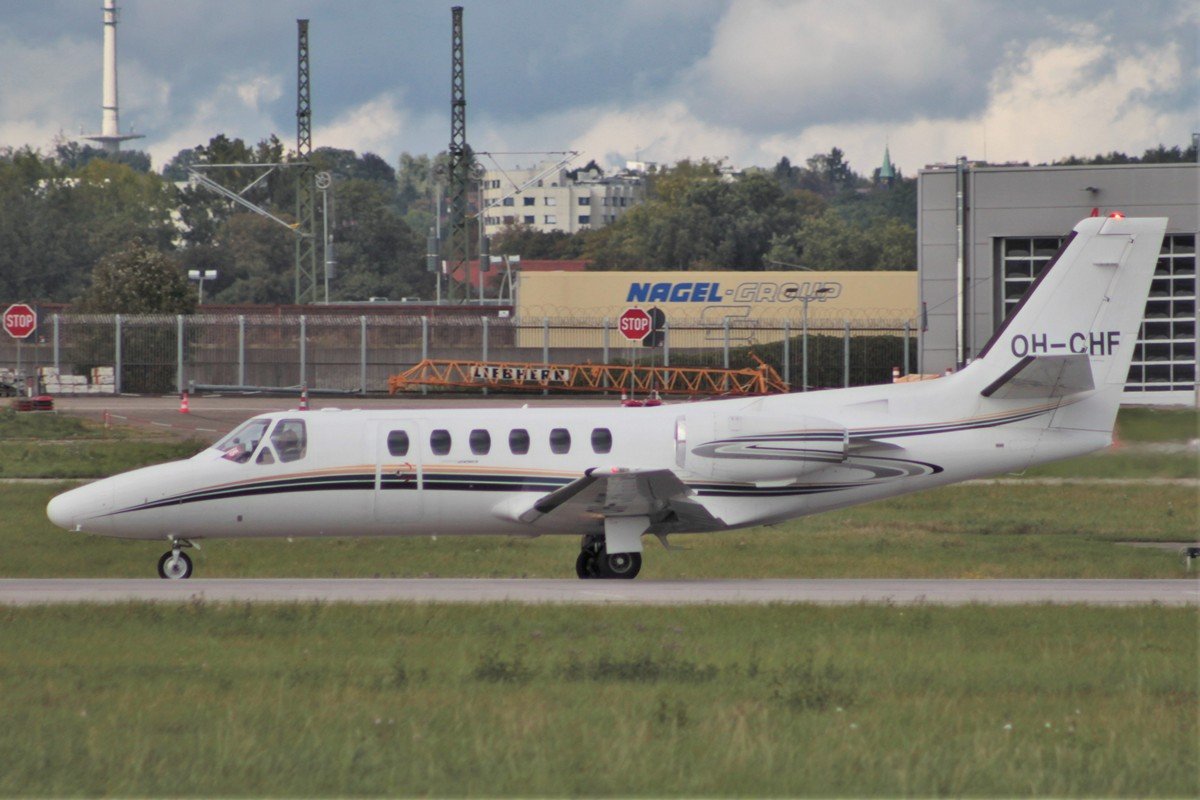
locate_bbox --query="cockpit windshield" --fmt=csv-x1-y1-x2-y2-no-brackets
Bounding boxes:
214,419,271,463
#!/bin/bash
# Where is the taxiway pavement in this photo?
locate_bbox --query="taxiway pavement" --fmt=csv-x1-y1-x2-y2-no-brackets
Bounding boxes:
0,578,1195,606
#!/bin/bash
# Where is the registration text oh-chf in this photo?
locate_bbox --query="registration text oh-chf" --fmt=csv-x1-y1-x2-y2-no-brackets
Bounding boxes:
1011,331,1120,357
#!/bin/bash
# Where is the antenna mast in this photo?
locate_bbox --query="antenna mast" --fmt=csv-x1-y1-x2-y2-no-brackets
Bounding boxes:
84,0,143,153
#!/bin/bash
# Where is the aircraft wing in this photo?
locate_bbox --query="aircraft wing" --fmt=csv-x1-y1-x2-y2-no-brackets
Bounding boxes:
492,467,723,531
980,353,1095,399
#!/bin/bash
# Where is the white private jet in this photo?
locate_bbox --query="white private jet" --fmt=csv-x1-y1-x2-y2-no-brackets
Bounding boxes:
47,215,1166,580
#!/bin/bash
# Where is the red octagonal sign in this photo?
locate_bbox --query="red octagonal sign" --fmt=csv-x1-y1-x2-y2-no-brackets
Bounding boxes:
3,303,37,339
618,307,651,341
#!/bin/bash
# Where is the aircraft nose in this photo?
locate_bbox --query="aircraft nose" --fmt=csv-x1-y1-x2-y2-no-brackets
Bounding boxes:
46,481,113,532
46,491,79,530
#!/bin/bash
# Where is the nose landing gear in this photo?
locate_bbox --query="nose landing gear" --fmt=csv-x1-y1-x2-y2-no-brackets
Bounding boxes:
575,534,642,580
157,538,196,580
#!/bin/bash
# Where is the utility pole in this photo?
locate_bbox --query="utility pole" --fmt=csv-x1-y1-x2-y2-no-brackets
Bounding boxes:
294,19,318,304
446,6,469,304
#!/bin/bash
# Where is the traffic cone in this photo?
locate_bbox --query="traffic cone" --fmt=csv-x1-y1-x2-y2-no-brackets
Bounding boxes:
179,391,189,414
299,386,309,411
892,366,901,382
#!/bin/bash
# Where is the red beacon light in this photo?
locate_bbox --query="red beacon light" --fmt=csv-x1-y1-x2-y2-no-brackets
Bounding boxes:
1109,211,1125,219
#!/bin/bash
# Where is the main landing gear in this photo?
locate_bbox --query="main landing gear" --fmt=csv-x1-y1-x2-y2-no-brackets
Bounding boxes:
157,538,196,580
575,534,642,580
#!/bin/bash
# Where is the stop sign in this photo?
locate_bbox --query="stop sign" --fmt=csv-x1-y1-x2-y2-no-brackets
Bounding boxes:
618,307,651,341
3,303,36,340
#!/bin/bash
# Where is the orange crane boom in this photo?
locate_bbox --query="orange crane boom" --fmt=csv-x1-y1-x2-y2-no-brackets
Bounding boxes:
388,356,788,396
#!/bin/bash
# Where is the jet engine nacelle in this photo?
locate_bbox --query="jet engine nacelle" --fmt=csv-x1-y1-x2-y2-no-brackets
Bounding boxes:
677,412,847,483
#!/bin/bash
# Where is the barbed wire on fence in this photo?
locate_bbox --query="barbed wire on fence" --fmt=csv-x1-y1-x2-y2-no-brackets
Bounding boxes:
1,312,919,396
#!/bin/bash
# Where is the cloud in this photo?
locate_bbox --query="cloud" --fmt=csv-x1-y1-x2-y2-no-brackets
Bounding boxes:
143,71,287,166
315,92,444,160
236,76,284,112
0,31,94,148
682,0,990,129
749,29,1196,174
545,16,1195,179
1,0,1193,181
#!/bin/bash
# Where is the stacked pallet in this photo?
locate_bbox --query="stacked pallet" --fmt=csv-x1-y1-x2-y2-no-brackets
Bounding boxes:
38,366,116,394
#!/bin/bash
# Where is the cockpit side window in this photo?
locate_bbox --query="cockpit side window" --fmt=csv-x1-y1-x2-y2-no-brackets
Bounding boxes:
216,419,271,464
270,419,308,463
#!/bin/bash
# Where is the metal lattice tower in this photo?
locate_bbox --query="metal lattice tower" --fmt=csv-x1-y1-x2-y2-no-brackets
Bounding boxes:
294,19,318,304
446,5,469,303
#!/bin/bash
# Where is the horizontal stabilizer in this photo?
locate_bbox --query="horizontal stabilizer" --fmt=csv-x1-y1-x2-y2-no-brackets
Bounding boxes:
980,354,1094,399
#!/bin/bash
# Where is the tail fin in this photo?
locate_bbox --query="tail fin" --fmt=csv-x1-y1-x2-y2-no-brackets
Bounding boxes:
965,215,1166,432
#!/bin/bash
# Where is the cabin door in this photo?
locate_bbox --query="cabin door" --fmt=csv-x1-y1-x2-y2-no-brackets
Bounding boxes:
374,420,424,524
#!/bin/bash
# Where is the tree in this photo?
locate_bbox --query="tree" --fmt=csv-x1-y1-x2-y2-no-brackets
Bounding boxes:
773,210,916,271
76,241,194,313
491,226,587,260
1052,142,1198,166
55,139,152,173
208,213,294,304
312,147,396,186
586,165,823,270
0,147,177,302
646,158,724,203
169,134,292,249
326,179,427,301
804,147,859,197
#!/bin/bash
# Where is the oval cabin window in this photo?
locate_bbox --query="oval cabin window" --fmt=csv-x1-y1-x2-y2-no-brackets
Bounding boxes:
387,430,410,456
591,428,612,454
509,428,530,455
430,429,451,456
469,429,491,455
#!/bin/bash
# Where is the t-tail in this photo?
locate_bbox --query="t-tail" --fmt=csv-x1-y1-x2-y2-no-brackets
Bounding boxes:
956,215,1166,441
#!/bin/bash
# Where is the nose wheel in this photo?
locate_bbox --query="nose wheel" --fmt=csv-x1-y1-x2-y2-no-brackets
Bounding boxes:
157,539,195,579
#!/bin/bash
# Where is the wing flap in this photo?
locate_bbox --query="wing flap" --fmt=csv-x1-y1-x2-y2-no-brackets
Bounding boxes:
493,467,723,530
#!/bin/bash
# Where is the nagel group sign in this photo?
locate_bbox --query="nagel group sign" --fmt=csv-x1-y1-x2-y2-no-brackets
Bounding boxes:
518,270,916,321
514,270,918,349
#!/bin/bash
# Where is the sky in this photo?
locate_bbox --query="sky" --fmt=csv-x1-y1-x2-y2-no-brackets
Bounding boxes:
0,0,1195,177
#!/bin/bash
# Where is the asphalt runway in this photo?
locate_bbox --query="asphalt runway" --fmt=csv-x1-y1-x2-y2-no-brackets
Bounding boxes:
0,578,1196,606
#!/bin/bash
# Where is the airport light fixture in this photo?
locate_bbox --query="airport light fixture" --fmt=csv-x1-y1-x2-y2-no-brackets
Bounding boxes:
187,269,218,305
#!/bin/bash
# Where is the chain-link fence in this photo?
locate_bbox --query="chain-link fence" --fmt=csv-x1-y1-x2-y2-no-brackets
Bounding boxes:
0,313,918,395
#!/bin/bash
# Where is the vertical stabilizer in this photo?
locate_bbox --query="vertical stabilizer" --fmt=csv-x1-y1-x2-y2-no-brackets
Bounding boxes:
963,216,1166,433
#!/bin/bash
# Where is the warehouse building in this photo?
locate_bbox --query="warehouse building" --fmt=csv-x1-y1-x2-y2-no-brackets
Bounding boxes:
917,160,1198,405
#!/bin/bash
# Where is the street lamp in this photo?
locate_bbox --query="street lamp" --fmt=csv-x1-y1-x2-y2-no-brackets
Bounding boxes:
784,285,834,391
187,269,217,305
316,171,335,304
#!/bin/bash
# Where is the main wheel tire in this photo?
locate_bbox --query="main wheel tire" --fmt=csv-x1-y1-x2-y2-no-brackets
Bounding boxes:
600,551,641,579
575,550,593,579
157,550,193,580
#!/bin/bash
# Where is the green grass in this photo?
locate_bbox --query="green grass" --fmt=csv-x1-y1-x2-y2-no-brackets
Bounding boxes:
1022,450,1197,479
1115,406,1199,443
7,481,1196,579
0,408,101,439
0,603,1194,797
0,440,206,479
0,407,204,477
